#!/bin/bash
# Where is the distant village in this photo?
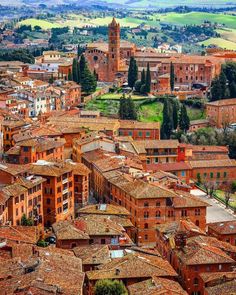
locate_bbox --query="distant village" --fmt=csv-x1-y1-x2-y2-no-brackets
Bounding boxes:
0,18,236,295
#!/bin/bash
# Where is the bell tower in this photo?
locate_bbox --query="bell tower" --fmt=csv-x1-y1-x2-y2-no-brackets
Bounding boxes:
108,17,120,81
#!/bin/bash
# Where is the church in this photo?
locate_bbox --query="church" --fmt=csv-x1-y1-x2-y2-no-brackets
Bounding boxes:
85,18,236,92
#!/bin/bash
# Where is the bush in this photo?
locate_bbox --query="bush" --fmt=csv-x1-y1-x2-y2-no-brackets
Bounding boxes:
37,240,49,247
134,80,142,92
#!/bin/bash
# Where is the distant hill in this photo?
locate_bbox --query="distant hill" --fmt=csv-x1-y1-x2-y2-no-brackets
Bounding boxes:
2,0,236,8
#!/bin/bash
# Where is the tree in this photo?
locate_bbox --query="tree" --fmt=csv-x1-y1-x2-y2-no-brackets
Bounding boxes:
219,71,228,99
77,44,84,57
81,65,97,95
179,104,190,133
134,80,142,93
161,99,174,139
127,96,137,120
21,214,33,226
94,279,127,295
49,75,54,84
119,94,137,120
223,181,236,209
128,57,138,89
172,100,179,130
170,61,175,92
145,63,151,93
68,69,72,81
141,69,146,86
229,81,236,98
72,58,79,83
210,77,222,101
79,54,86,77
34,25,42,31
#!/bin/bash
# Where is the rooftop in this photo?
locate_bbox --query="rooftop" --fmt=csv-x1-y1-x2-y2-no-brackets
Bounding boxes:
78,204,130,216
206,98,236,107
208,220,236,235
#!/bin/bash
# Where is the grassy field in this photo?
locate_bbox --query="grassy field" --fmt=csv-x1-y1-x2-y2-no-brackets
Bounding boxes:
18,18,62,29
151,12,236,29
215,190,236,208
85,97,205,123
216,28,236,43
99,93,148,100
200,37,236,50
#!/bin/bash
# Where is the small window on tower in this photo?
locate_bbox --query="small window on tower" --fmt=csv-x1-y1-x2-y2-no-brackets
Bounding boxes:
93,56,98,62
112,54,115,58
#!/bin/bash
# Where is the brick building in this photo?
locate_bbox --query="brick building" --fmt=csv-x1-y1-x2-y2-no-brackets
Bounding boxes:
6,137,65,164
206,98,236,128
208,220,236,246
156,220,236,295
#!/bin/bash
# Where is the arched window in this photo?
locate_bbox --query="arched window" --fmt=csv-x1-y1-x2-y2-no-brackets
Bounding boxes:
144,201,149,207
193,278,199,286
144,211,149,219
156,211,161,218
144,223,148,229
195,220,200,227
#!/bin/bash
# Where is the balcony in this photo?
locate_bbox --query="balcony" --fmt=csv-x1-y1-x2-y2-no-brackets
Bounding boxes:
62,188,68,195
63,199,68,205
62,178,68,185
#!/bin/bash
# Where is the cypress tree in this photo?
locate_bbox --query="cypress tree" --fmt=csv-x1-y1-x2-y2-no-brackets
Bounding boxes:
145,63,151,93
219,71,227,98
79,54,86,78
128,57,138,88
68,69,72,81
172,100,179,130
229,81,236,98
210,77,222,101
127,96,137,120
179,104,190,133
170,62,175,92
72,58,79,83
161,99,173,139
77,44,83,58
81,65,97,95
141,69,146,86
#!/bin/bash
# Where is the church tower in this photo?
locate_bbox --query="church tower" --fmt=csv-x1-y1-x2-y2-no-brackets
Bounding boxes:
108,17,120,81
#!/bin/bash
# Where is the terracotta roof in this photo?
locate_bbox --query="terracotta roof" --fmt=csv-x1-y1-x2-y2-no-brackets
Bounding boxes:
173,193,209,208
0,226,39,244
109,175,179,200
65,160,91,176
0,162,30,178
191,145,229,153
2,183,27,197
176,237,235,265
78,204,130,216
52,220,90,241
28,161,72,177
200,271,236,283
86,250,177,280
152,162,192,172
128,277,188,295
73,245,110,265
131,140,179,154
205,280,236,295
206,98,236,107
119,120,160,130
0,247,84,295
190,159,236,168
208,220,236,235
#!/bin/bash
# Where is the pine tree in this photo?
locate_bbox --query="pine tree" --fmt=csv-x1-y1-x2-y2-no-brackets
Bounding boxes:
179,104,190,133
72,58,79,83
161,99,173,139
170,61,175,92
128,57,138,88
145,63,151,93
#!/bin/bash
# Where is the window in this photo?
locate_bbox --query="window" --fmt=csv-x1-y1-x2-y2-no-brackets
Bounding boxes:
146,131,150,137
15,197,19,204
23,146,29,152
217,172,220,178
204,172,207,178
144,234,148,240
46,178,50,184
210,172,214,178
224,172,227,178
20,194,24,201
181,209,187,217
16,208,18,216
57,186,61,193
168,210,174,217
128,131,133,136
46,198,50,205
138,131,142,137
144,223,148,229
195,220,200,227
193,278,199,286
144,202,149,207
181,171,186,177
144,211,149,219
156,202,160,207
219,264,222,270
24,157,29,163
57,176,61,182
89,239,94,244
156,211,161,218
101,238,106,244
146,158,151,164
195,209,200,216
